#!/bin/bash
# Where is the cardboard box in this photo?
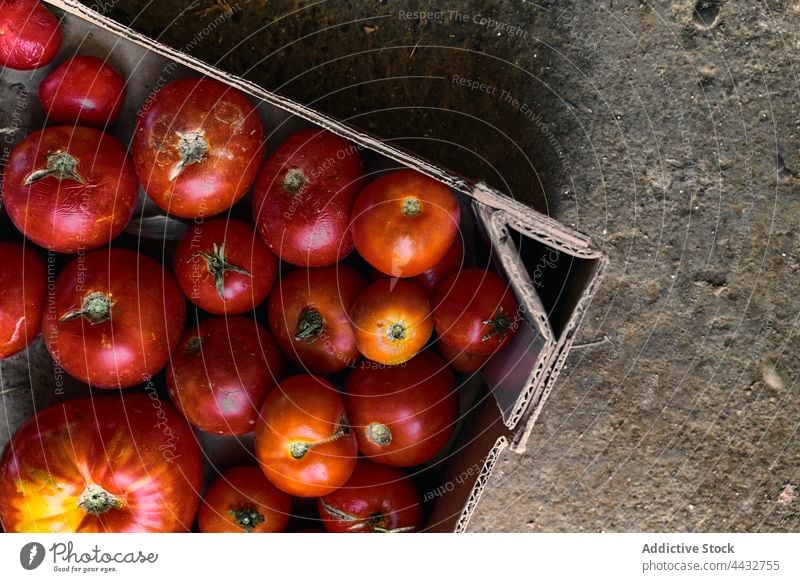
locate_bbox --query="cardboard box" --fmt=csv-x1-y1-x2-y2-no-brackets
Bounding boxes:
0,0,607,532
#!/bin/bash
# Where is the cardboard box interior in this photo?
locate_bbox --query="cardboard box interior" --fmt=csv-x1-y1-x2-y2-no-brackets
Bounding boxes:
0,0,607,532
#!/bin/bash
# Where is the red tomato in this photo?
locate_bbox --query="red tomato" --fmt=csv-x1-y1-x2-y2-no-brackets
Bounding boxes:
167,316,287,436
174,218,278,315
433,269,520,356
2,126,139,253
252,130,365,266
43,248,186,388
350,279,433,366
38,55,126,127
267,264,368,375
255,375,357,497
133,77,264,219
344,350,458,467
0,242,46,359
351,170,460,277
318,459,423,533
437,339,489,373
198,466,291,533
0,392,203,532
0,0,62,70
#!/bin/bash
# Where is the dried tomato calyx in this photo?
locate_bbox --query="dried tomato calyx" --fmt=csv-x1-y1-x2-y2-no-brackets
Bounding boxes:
365,422,392,446
228,507,266,532
193,241,251,300
481,307,513,341
283,168,306,194
60,291,114,325
386,322,407,342
288,415,350,460
170,130,209,180
319,499,415,533
402,197,421,217
295,307,325,343
24,151,84,185
78,483,120,515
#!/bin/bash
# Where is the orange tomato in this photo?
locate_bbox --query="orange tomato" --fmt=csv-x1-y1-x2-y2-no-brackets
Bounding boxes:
350,279,433,365
351,170,460,277
198,466,291,533
255,375,357,497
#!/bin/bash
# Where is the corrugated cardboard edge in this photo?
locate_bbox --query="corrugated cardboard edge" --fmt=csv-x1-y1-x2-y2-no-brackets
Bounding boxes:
453,436,508,533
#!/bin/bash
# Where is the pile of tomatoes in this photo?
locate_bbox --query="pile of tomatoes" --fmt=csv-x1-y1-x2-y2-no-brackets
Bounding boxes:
0,0,521,533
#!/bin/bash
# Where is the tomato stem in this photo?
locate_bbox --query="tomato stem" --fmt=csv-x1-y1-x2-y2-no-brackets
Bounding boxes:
228,507,266,532
60,291,114,325
295,307,325,343
169,130,209,180
23,151,84,185
283,168,306,194
193,241,251,300
289,414,350,460
78,483,120,515
185,335,203,357
365,422,392,446
402,197,421,217
481,307,513,341
387,322,407,342
319,499,415,533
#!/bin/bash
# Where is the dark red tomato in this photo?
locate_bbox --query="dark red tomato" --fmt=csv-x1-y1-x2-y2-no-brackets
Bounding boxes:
437,339,489,373
0,392,203,532
255,375,357,497
0,242,46,359
350,279,433,366
133,77,264,219
318,459,423,533
174,218,278,315
198,466,291,533
344,350,458,467
268,265,368,375
433,268,520,356
252,130,365,266
43,248,186,389
0,0,61,70
371,236,465,296
167,316,287,436
351,170,460,277
39,55,126,127
2,126,139,253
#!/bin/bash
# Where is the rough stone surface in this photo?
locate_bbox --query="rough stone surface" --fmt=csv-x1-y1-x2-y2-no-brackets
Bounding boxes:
48,0,800,531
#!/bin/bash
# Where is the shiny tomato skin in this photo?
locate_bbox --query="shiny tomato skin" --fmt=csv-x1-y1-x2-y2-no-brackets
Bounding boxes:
344,350,458,467
2,126,139,253
318,459,423,533
351,170,460,278
433,269,520,356
133,77,264,219
167,316,287,436
38,55,125,127
371,236,465,296
252,130,365,266
267,264,368,375
198,466,291,533
174,218,278,315
437,339,489,373
43,248,186,389
0,242,46,359
351,279,433,366
0,0,62,70
255,375,357,497
0,392,203,532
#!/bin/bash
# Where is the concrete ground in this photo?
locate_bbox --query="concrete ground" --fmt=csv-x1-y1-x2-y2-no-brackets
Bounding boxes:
60,0,800,531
